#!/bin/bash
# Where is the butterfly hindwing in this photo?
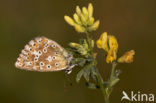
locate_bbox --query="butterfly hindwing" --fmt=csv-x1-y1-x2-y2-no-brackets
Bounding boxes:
15,36,69,72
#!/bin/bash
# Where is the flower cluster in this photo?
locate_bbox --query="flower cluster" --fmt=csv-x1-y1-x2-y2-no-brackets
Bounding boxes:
64,3,100,33
96,32,118,63
64,3,135,103
69,39,94,58
118,50,135,63
96,32,135,63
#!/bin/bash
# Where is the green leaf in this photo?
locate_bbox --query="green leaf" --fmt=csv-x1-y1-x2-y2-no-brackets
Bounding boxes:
71,58,86,67
79,39,85,45
110,78,120,87
83,64,92,82
78,59,86,67
85,82,99,89
90,66,98,81
76,69,84,83
91,73,97,81
114,69,121,78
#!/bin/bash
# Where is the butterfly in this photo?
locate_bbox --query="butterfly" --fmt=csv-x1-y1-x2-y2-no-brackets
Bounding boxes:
15,36,75,74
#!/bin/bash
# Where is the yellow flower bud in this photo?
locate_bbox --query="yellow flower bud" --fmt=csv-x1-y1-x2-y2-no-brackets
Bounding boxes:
88,17,94,25
101,32,109,52
96,32,109,52
82,39,89,49
96,39,102,48
73,13,81,24
108,35,118,52
76,6,82,16
118,50,135,63
64,15,75,26
89,20,100,31
74,24,85,33
91,40,94,48
80,13,87,25
69,42,82,49
106,49,117,63
88,3,93,18
82,7,88,17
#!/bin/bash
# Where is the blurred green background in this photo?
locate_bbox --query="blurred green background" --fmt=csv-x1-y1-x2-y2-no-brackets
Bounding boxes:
0,0,156,103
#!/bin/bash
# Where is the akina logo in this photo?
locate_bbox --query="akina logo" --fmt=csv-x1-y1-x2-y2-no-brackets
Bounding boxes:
121,91,155,102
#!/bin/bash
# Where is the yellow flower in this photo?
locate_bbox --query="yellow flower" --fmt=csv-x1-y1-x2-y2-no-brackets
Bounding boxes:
88,3,93,18
64,3,99,33
74,24,85,33
96,32,109,52
76,6,82,16
89,20,100,31
118,50,135,63
73,13,81,25
64,15,75,26
108,35,118,52
88,17,94,25
106,48,117,63
69,42,82,48
96,32,119,63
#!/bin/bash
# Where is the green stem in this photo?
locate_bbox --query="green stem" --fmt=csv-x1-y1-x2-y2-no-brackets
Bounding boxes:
106,61,117,98
85,32,109,103
110,62,117,81
96,69,109,103
85,32,93,54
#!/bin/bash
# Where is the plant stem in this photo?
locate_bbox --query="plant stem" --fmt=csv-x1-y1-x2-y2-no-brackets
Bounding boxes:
96,69,109,103
85,32,109,103
110,62,117,82
107,61,117,98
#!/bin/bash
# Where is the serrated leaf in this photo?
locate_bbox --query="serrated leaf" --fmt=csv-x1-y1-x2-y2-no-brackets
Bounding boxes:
76,69,84,83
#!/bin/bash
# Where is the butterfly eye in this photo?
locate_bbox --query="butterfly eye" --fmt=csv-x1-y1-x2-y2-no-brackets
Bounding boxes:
46,65,51,69
26,62,32,66
43,48,47,53
29,48,32,51
52,44,56,48
34,57,38,62
40,62,44,66
38,39,42,43
44,44,49,48
55,52,58,55
55,62,59,67
52,56,56,60
35,55,39,58
38,50,42,55
35,37,42,43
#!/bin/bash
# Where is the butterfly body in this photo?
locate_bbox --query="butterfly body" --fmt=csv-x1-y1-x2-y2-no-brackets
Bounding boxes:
15,36,73,72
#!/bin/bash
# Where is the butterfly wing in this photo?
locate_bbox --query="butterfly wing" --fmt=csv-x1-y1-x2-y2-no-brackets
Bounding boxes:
15,36,69,72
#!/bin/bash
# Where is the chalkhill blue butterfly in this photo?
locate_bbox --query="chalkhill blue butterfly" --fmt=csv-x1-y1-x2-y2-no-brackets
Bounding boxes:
15,36,75,74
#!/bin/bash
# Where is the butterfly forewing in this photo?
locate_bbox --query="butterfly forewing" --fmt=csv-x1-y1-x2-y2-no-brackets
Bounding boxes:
15,36,69,72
